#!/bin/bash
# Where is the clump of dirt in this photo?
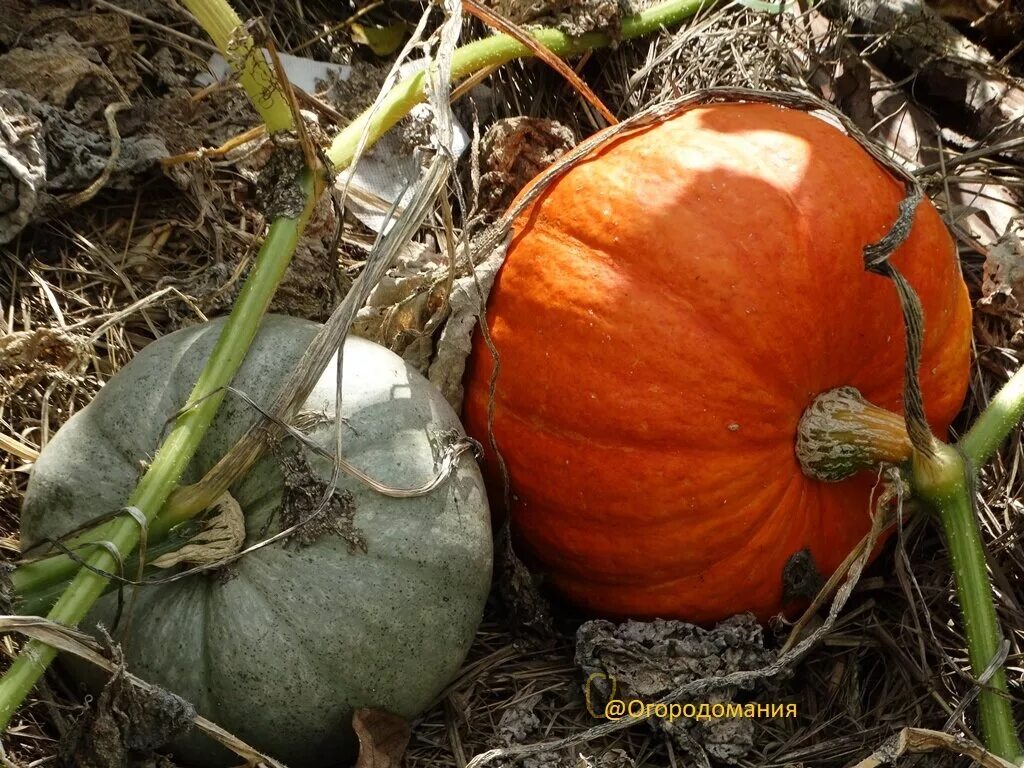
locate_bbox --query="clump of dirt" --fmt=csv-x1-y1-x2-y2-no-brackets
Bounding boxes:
119,87,256,157
321,64,391,123
61,646,195,768
0,327,88,398
278,446,365,552
576,615,778,765
254,140,308,219
479,117,576,214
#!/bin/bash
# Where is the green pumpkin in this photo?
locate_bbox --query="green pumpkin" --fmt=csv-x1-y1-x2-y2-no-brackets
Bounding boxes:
20,314,493,766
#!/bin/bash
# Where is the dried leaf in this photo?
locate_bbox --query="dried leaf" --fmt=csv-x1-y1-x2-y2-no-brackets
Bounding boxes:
151,492,246,569
979,229,1024,321
0,46,107,108
352,709,410,768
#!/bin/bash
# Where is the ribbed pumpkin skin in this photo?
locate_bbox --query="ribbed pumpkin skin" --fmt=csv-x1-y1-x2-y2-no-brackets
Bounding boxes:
462,103,971,624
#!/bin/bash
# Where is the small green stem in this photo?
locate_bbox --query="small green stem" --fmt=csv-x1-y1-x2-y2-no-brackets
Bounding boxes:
180,0,294,132
0,172,317,731
912,444,1022,762
325,0,711,168
960,365,1024,469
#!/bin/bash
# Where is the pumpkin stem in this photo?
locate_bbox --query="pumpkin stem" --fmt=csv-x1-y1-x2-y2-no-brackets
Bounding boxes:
911,444,1024,763
796,386,912,482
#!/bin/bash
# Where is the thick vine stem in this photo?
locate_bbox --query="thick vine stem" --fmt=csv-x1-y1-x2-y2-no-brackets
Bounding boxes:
912,444,1023,763
796,386,913,481
960,365,1024,469
8,174,316,610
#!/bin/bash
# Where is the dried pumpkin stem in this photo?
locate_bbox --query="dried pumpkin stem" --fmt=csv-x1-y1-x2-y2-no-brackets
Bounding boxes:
796,386,913,482
911,444,1023,763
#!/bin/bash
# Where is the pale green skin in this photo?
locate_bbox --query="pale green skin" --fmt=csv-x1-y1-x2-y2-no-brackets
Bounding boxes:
20,315,493,767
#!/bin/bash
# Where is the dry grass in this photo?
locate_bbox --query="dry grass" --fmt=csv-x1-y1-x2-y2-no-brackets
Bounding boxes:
1,1,1023,767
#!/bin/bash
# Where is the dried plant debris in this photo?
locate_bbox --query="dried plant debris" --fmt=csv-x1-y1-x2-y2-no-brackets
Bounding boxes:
0,561,13,614
495,522,556,639
0,90,45,243
0,8,170,240
482,0,632,37
490,694,636,768
479,118,576,214
61,660,195,768
278,446,365,552
575,616,777,765
824,0,1024,144
0,326,89,397
979,225,1024,339
0,90,166,240
353,708,412,768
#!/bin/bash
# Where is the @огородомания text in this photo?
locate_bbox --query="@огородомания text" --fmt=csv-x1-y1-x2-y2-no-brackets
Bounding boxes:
585,673,799,722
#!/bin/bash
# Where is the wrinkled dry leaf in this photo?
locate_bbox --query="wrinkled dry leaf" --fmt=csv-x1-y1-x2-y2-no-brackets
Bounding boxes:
949,181,1022,247
353,708,410,768
576,615,774,764
979,228,1024,320
479,117,576,214
151,492,246,569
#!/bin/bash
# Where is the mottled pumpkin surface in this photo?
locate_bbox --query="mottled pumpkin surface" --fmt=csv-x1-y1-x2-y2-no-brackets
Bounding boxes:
22,315,492,766
463,103,971,624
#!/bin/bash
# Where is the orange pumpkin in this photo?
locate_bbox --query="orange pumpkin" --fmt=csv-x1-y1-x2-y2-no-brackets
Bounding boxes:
462,102,972,624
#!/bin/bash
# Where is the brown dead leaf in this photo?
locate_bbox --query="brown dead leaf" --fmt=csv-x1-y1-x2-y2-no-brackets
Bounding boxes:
352,709,410,768
979,229,1024,320
17,11,141,94
948,180,1022,247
